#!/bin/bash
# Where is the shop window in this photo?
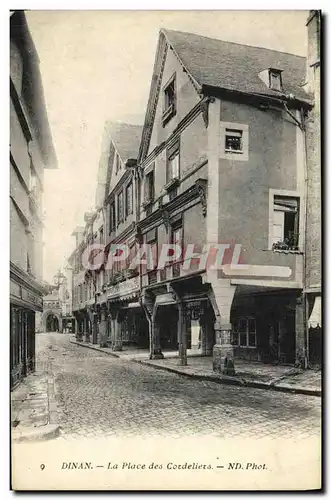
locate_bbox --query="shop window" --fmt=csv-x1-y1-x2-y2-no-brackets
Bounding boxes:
232,318,256,347
272,196,299,250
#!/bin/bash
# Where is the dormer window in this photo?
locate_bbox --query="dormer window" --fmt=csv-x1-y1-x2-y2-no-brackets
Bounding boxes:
269,69,282,91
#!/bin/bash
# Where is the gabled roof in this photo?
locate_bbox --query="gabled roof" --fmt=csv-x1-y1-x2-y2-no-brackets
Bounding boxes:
162,29,307,101
138,28,309,163
95,121,142,208
107,122,143,161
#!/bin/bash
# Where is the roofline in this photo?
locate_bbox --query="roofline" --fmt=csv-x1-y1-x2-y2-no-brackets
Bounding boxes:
201,84,313,109
162,28,306,60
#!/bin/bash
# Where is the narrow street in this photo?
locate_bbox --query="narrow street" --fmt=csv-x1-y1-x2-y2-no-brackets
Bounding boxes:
36,333,321,441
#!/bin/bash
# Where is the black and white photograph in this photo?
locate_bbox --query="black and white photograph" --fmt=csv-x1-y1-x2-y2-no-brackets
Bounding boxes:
9,8,322,491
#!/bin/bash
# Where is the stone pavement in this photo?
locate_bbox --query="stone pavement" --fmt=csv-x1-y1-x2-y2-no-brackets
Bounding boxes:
70,338,322,396
11,356,60,442
40,333,320,441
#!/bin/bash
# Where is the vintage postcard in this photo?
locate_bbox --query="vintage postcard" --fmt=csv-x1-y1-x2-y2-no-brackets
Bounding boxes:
10,9,322,491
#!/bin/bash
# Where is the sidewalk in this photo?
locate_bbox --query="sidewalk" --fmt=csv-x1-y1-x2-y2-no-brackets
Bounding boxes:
11,369,60,443
70,338,322,397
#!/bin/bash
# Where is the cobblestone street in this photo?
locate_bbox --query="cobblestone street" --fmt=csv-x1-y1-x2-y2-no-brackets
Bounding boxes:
37,333,321,441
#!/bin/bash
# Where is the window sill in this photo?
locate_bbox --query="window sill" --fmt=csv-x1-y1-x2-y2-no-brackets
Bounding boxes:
225,149,244,154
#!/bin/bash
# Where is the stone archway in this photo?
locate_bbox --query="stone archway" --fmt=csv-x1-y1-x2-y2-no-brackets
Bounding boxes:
41,310,62,333
46,313,59,332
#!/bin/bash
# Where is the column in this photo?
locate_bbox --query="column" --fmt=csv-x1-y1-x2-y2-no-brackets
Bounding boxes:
92,313,98,345
84,315,90,342
177,302,187,366
212,320,235,375
111,311,123,351
99,310,108,347
209,281,236,375
150,307,164,359
295,294,307,368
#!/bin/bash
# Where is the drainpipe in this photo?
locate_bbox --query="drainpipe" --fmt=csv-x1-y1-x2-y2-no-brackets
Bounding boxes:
282,100,309,368
300,106,310,368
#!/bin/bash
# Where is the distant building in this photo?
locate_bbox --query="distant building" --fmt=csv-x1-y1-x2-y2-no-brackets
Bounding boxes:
69,122,146,348
10,11,57,388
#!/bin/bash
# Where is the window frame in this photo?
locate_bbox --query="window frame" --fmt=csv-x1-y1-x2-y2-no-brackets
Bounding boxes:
232,317,257,348
220,122,249,162
268,189,302,250
117,190,124,225
269,69,283,91
109,201,116,234
166,139,180,185
144,168,155,204
125,181,133,217
225,128,243,153
162,73,177,126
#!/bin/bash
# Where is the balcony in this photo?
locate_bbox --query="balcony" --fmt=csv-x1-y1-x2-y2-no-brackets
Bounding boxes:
107,275,139,301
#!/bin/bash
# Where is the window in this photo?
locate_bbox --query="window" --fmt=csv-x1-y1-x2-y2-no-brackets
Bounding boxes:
162,74,176,125
220,122,249,161
272,196,299,250
144,170,155,203
225,129,243,153
117,191,124,225
109,201,116,234
232,318,256,347
125,182,133,217
166,141,180,183
146,228,158,270
269,69,282,91
167,150,179,181
115,153,121,174
170,223,182,262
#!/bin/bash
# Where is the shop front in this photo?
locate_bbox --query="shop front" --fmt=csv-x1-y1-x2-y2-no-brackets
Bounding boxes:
10,263,43,389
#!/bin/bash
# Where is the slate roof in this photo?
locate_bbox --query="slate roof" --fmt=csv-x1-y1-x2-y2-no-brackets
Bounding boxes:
106,122,143,161
163,29,308,101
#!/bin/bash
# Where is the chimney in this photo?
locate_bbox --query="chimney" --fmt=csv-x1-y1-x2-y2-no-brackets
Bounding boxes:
305,10,321,96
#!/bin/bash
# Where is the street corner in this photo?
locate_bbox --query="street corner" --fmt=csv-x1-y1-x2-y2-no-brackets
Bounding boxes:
11,424,61,443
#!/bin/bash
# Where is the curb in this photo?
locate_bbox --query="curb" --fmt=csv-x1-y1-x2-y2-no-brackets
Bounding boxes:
71,340,321,397
11,424,61,443
70,339,120,358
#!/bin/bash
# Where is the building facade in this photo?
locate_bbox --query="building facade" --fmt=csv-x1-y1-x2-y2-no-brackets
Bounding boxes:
304,10,322,364
70,122,148,350
68,20,321,372
10,11,57,388
136,28,316,371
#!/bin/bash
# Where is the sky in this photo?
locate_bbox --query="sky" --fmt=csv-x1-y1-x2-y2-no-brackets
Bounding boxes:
25,10,309,283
